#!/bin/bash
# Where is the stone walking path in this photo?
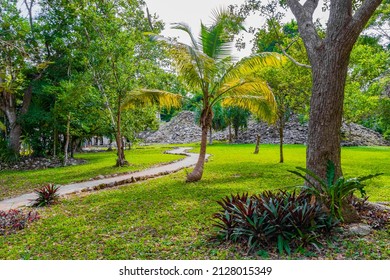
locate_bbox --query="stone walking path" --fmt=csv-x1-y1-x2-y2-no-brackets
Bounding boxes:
0,147,209,211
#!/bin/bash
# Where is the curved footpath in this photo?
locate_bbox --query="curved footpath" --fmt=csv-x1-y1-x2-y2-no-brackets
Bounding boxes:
0,147,209,211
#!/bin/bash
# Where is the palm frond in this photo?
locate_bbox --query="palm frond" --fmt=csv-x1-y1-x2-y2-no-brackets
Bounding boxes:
170,43,217,88
200,21,232,60
223,53,285,82
221,95,276,123
122,89,183,110
171,22,199,51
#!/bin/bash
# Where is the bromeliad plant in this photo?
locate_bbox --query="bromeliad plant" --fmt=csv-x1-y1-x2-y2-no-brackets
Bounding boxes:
289,161,383,221
213,190,335,255
31,183,60,207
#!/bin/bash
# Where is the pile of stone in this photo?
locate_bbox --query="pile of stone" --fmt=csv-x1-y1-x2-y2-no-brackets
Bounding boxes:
0,157,86,171
139,111,202,144
139,111,389,146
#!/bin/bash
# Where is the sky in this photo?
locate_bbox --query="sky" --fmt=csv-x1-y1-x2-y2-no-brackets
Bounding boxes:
144,0,329,59
144,0,265,58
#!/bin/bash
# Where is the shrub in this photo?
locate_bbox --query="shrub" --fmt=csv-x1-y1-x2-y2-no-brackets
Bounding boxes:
289,161,383,221
31,184,60,207
0,209,40,235
0,139,19,164
213,190,336,255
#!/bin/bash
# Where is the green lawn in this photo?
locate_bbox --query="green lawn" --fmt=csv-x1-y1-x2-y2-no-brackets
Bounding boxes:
0,146,184,200
0,144,389,259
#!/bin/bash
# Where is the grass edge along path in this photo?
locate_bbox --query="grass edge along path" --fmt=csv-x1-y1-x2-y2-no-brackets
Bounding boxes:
0,147,209,211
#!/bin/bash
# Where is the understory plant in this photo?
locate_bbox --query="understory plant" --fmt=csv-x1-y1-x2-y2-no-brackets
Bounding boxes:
0,139,19,164
289,161,383,221
31,184,60,207
212,190,336,255
0,209,40,235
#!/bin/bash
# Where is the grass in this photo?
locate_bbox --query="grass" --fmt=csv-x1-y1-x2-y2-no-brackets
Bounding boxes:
0,146,184,199
0,144,389,259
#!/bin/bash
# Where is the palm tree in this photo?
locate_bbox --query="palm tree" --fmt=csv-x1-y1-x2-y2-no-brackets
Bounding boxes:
139,9,283,182
121,89,183,164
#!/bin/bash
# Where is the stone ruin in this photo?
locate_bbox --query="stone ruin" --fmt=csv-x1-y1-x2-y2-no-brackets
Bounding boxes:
138,111,389,146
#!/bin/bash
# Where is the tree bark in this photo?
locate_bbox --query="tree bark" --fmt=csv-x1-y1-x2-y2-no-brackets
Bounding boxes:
254,134,260,154
286,0,383,180
306,47,350,178
64,113,71,165
115,110,128,167
279,117,284,163
186,108,212,182
228,124,232,143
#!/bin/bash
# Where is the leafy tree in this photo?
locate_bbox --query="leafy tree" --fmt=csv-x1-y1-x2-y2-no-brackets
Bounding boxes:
142,9,281,182
0,0,45,155
243,0,384,180
225,106,251,142
344,38,390,130
251,17,311,163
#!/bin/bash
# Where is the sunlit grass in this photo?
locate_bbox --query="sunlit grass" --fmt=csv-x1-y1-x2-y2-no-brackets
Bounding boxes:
0,146,184,199
0,144,388,259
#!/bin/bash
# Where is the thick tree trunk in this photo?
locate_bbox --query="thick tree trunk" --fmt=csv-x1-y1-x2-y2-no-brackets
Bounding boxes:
286,0,383,182
306,48,350,179
254,134,260,154
9,120,22,154
1,84,33,155
4,103,22,154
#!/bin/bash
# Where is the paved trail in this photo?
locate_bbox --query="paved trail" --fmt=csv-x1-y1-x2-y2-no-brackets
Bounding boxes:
0,147,208,211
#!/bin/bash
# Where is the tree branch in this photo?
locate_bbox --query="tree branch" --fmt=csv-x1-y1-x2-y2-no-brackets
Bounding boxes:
286,0,322,55
277,43,311,69
350,0,384,36
303,0,320,15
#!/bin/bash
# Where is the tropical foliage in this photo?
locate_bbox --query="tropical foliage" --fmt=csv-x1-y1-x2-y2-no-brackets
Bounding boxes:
213,190,336,255
145,9,283,181
289,161,383,221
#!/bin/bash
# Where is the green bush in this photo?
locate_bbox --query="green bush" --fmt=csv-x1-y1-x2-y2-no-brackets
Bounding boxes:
213,190,336,255
289,161,383,221
0,139,19,164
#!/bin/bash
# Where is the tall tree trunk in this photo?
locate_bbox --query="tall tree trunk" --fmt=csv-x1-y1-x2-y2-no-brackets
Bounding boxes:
64,113,71,165
115,97,128,167
234,126,239,143
186,123,209,182
186,107,212,182
53,128,58,157
1,84,33,155
8,117,22,154
279,118,284,163
209,127,213,145
306,48,349,178
254,134,260,154
286,0,382,181
228,124,232,143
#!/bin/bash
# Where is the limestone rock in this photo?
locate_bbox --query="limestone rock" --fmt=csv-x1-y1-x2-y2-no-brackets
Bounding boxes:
347,223,372,236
